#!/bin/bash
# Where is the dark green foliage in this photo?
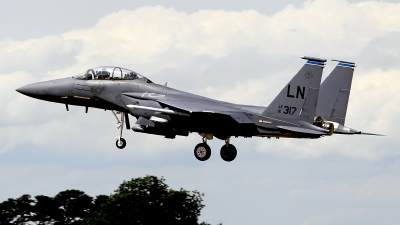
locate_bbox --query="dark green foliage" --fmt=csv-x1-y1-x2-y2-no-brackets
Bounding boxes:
83,176,205,225
0,176,215,225
0,194,34,224
31,190,93,225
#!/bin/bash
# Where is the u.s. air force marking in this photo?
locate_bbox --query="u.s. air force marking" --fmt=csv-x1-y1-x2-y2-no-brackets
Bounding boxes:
304,70,313,79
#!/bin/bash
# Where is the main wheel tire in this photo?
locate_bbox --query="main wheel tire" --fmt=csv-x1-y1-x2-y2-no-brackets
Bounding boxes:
194,143,211,161
220,144,237,162
116,138,127,149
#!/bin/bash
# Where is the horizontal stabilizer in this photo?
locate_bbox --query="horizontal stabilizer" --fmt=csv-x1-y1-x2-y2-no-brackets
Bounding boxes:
359,132,385,136
277,126,328,135
333,124,384,136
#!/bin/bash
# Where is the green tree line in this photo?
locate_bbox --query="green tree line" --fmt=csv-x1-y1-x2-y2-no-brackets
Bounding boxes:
0,175,220,225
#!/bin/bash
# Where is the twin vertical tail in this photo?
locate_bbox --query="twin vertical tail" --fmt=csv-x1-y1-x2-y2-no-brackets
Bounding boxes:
262,57,381,135
316,60,356,125
263,56,326,123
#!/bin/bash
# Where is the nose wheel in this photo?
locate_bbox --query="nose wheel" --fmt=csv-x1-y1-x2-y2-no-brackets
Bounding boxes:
116,138,126,149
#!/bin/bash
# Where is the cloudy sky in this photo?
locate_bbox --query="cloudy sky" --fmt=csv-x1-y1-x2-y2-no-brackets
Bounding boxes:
1,0,399,224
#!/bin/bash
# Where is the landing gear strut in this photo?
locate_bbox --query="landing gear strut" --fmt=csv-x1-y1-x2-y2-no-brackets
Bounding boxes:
220,136,237,162
194,137,211,161
112,110,127,149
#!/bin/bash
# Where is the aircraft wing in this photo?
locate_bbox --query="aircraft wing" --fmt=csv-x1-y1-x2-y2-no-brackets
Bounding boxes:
158,98,223,113
121,92,254,124
158,99,254,124
121,92,331,135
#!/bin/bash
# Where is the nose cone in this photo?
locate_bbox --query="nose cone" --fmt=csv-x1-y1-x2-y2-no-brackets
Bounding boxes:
16,82,49,97
17,78,73,101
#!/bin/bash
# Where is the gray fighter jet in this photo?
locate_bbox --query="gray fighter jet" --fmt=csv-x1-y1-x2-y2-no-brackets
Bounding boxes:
16,56,381,162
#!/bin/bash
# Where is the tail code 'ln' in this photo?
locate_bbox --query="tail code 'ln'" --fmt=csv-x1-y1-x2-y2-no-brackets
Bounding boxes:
263,56,326,123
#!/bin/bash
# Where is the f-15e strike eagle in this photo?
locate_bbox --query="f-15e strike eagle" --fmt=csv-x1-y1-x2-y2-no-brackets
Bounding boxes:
16,56,381,162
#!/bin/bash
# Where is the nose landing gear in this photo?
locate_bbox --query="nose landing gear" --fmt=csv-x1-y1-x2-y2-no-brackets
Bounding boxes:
112,110,128,149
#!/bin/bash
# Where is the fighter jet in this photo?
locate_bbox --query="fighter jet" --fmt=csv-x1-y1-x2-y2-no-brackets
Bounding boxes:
16,56,381,162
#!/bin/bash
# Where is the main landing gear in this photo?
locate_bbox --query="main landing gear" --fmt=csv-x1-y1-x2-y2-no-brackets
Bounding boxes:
112,110,129,149
194,135,237,162
194,138,211,161
220,137,237,162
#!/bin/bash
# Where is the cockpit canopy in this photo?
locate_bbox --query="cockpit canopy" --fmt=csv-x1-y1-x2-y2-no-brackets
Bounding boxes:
74,66,152,83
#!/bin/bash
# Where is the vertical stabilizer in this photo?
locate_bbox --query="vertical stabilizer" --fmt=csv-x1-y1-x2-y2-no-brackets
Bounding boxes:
316,60,356,125
263,56,326,123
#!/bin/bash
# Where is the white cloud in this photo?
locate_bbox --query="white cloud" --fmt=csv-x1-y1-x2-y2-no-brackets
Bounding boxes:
301,209,362,225
0,36,81,75
355,175,400,202
2,0,400,78
57,0,400,68
291,175,400,203
1,0,399,160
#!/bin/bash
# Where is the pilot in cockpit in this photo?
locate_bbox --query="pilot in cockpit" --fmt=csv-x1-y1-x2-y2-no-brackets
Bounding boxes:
96,70,110,80
124,71,138,79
